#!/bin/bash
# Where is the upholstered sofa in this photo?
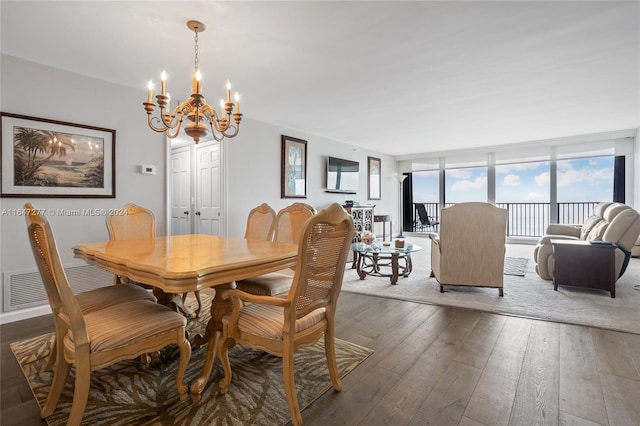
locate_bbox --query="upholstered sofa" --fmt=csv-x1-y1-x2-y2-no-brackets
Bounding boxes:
534,202,640,280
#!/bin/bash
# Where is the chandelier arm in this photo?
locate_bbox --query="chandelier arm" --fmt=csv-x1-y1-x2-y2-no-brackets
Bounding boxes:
165,124,184,139
147,115,173,133
200,105,222,124
220,123,240,139
160,101,189,129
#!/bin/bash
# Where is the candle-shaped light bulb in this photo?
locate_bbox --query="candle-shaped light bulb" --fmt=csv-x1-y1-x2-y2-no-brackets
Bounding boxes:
166,93,171,111
225,79,231,102
220,99,226,117
234,92,240,113
147,80,154,103
195,69,202,94
160,70,167,95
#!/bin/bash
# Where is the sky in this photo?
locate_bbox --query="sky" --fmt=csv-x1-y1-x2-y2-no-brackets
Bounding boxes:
412,156,614,204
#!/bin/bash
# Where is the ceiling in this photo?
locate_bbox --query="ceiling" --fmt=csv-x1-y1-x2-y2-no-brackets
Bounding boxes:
2,1,638,157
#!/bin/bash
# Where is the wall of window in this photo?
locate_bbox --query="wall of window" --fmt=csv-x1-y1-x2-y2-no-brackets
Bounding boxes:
404,131,634,237
444,166,487,203
495,161,550,204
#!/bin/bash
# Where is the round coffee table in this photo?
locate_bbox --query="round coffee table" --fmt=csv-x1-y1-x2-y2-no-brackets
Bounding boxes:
350,242,422,285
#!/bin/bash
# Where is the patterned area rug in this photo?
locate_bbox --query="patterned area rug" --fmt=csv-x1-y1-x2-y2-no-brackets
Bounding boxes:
10,295,373,426
503,257,529,276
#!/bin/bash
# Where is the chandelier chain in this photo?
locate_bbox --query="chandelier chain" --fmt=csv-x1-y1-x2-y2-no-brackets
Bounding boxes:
194,31,199,69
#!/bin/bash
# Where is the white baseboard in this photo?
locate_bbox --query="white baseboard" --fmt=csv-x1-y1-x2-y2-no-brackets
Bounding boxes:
0,304,52,325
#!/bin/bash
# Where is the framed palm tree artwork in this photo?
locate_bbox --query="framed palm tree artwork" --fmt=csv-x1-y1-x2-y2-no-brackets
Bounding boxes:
1,113,115,197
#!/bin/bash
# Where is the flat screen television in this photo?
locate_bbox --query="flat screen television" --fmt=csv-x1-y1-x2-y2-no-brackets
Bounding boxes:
326,156,359,193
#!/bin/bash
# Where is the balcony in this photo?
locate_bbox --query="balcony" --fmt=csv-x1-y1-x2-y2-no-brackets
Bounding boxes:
411,202,599,238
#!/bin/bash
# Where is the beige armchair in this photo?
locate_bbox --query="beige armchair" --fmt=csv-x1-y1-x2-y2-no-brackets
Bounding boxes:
429,202,508,296
534,202,640,280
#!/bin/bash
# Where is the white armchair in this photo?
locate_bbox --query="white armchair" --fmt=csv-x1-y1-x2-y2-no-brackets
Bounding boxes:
429,202,508,296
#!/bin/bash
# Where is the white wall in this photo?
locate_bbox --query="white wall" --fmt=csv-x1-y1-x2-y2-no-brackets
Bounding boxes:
224,118,397,238
0,54,167,321
0,54,398,322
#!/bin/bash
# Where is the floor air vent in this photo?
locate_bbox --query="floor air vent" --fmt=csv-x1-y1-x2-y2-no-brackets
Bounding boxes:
3,265,114,312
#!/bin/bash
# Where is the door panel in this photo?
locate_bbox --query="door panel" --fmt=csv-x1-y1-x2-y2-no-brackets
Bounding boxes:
195,143,221,235
170,147,191,235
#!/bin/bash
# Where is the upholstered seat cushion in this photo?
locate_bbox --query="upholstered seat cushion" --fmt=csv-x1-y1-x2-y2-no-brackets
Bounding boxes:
75,283,155,314
222,304,325,340
235,272,294,296
62,300,186,352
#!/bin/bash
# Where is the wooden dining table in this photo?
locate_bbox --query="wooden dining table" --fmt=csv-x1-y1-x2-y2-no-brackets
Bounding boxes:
73,234,298,399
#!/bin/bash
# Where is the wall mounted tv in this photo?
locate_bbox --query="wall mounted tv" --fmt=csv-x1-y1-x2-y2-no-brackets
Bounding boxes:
326,156,359,194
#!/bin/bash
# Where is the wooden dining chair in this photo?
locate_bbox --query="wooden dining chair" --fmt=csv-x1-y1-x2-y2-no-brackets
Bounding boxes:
236,202,316,296
107,203,202,317
244,202,277,241
25,204,191,426
217,203,355,426
23,204,156,372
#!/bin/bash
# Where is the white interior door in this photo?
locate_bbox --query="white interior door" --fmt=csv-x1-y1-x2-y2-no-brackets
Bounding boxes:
170,146,192,235
195,142,221,235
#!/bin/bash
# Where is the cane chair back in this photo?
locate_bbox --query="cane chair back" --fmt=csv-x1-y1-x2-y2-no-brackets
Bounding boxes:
106,203,156,241
244,203,277,241
273,203,317,244
107,204,202,317
24,203,191,425
235,203,316,296
218,203,355,426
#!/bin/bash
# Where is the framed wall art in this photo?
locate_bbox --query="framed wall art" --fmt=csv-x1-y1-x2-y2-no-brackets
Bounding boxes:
1,113,115,198
368,156,381,200
281,135,307,198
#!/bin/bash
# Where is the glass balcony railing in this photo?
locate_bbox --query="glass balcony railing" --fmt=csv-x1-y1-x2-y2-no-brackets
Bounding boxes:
411,202,600,238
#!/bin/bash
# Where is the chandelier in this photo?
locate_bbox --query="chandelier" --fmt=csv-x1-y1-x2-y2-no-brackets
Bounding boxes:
143,20,242,143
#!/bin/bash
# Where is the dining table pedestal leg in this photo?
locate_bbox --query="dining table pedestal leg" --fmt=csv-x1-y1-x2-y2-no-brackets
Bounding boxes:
152,288,196,317
190,281,235,399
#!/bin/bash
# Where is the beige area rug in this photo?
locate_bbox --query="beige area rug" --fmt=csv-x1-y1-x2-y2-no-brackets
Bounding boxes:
503,256,529,276
343,236,640,334
11,295,373,426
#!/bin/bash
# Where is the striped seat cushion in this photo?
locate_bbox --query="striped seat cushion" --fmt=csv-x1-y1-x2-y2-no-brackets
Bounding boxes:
223,304,326,340
235,272,293,296
63,300,186,353
75,283,155,314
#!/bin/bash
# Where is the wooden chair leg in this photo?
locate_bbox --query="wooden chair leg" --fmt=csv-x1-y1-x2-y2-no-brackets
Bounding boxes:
283,346,302,426
41,354,71,418
324,327,342,391
499,288,504,297
67,355,91,426
43,340,56,371
440,285,444,293
175,329,191,401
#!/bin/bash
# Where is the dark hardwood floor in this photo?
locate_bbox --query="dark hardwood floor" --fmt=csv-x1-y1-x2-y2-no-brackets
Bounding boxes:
2,292,639,425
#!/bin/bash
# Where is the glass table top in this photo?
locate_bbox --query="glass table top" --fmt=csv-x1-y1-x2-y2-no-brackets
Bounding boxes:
350,241,422,254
